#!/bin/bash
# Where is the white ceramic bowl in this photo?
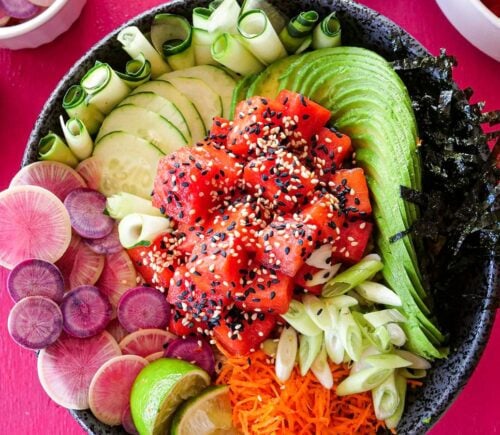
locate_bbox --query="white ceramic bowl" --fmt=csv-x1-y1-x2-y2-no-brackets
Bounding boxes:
0,0,87,50
436,0,500,62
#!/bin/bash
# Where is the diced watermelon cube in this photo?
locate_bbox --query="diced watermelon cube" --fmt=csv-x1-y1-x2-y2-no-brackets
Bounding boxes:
294,263,324,295
330,168,372,218
208,117,232,146
331,220,373,263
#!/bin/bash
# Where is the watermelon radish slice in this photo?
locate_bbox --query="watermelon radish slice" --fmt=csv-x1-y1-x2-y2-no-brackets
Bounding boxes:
0,0,38,19
56,233,105,290
7,259,64,303
96,250,137,307
106,318,129,344
119,329,176,357
10,161,87,201
88,355,148,426
0,186,71,269
83,224,122,255
64,188,114,239
7,296,63,350
164,336,215,377
61,285,112,338
76,157,102,191
121,404,139,435
28,0,55,7
144,351,165,362
117,286,170,332
37,331,121,410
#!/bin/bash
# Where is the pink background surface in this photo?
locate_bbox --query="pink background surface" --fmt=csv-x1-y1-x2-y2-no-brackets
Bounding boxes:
0,0,498,434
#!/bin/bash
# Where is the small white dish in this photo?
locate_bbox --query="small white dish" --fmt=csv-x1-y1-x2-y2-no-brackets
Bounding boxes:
0,0,87,50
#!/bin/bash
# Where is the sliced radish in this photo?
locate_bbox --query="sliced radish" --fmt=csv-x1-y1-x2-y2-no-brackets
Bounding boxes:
119,328,176,357
76,157,102,191
7,259,64,303
117,287,170,333
0,186,71,269
37,331,121,410
61,285,112,338
106,318,129,344
83,223,122,255
122,404,139,435
28,0,54,6
88,355,148,426
10,161,87,202
164,337,215,377
64,188,114,239
0,0,38,19
8,296,63,350
144,351,164,362
96,250,137,307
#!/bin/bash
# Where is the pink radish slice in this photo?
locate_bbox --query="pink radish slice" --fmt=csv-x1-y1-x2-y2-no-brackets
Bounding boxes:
83,224,122,255
106,318,129,344
117,287,170,333
10,161,87,202
76,157,102,191
144,351,164,362
0,14,10,26
164,337,215,377
28,0,54,6
61,285,112,338
0,0,38,19
38,331,121,410
121,404,139,435
0,186,71,270
8,296,63,350
119,329,176,357
7,259,64,303
64,188,114,239
88,355,148,426
96,250,137,307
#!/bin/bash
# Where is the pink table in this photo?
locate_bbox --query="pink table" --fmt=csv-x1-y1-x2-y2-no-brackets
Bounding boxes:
0,0,498,433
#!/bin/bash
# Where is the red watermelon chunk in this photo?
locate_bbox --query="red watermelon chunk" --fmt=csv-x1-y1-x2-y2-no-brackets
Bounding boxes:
331,220,373,263
295,263,324,295
208,117,232,146
330,168,372,218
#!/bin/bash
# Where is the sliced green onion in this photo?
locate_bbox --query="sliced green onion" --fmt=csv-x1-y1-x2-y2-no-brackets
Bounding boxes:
364,309,407,329
106,192,163,220
322,255,384,298
241,0,287,33
312,12,341,49
62,85,104,136
261,338,278,357
399,368,427,379
205,0,240,34
59,116,93,160
352,311,391,353
325,301,339,326
385,373,407,429
305,265,341,287
336,367,393,396
303,295,331,331
209,0,223,10
279,11,319,54
81,63,130,115
311,342,333,389
364,353,412,369
386,323,407,347
281,299,322,336
338,307,363,361
118,213,172,249
355,281,402,306
306,244,334,269
116,54,152,88
275,326,298,382
192,28,219,65
324,329,344,364
372,372,399,421
38,133,78,168
211,33,264,76
394,350,431,370
117,26,171,78
324,295,359,309
151,14,195,71
237,10,287,65
192,7,212,30
350,346,379,374
299,333,323,376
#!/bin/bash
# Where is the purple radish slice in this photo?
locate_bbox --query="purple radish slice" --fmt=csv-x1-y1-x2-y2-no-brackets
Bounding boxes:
164,336,215,377
121,404,139,435
10,161,87,202
0,0,38,19
7,296,63,350
106,318,129,344
37,331,121,409
61,285,112,338
7,259,64,303
76,157,102,191
117,286,170,333
83,224,122,255
96,250,137,307
144,351,164,362
64,188,114,239
28,0,54,6
119,328,176,357
0,186,71,269
88,355,148,426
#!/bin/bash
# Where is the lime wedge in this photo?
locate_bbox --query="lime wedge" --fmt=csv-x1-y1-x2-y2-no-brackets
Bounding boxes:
130,358,210,435
171,385,237,435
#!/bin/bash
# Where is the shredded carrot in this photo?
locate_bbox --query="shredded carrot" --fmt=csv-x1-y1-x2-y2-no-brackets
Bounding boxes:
216,350,387,435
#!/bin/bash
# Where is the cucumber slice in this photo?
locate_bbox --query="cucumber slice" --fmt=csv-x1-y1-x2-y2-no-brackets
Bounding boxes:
120,92,192,143
132,80,206,143
159,65,236,119
96,104,187,154
93,132,164,199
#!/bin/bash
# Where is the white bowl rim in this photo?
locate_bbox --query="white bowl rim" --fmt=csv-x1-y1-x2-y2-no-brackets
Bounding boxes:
469,0,500,27
0,0,69,39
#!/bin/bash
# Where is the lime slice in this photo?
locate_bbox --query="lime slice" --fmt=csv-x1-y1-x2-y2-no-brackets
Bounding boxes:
171,385,236,435
130,358,210,435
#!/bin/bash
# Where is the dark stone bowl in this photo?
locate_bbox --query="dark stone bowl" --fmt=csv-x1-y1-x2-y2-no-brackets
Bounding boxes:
24,0,498,434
